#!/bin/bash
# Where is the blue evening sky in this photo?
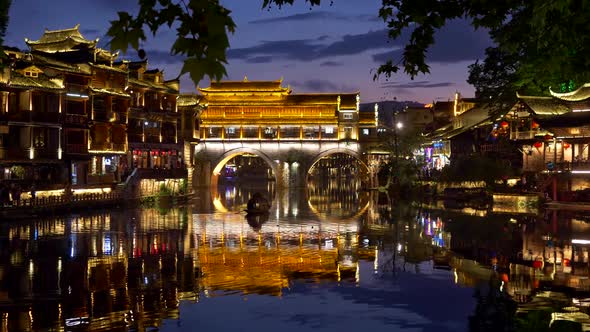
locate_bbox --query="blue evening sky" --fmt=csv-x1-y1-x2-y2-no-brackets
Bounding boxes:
5,0,491,103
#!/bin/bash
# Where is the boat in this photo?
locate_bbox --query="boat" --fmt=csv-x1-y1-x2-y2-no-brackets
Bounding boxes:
245,192,271,215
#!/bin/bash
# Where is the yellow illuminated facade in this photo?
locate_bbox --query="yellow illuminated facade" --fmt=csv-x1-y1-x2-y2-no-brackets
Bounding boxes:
198,78,361,142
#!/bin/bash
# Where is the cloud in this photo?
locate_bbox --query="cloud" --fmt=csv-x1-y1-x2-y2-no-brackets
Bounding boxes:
319,61,343,67
230,19,490,66
142,49,184,65
227,38,322,62
249,11,378,24
291,79,356,92
372,19,491,64
380,81,455,89
80,28,101,36
245,56,273,63
227,29,390,62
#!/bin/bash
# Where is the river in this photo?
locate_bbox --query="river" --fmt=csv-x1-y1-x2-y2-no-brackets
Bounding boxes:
0,178,587,331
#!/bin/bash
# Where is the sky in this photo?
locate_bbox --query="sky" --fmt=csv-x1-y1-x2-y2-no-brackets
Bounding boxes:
5,0,492,104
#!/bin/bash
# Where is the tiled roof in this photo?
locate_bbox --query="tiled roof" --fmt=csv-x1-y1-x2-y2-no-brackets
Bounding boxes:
177,94,202,107
128,78,177,93
26,24,97,51
517,94,570,115
89,87,129,98
550,83,590,102
32,53,91,74
90,63,128,74
8,71,64,90
200,80,289,93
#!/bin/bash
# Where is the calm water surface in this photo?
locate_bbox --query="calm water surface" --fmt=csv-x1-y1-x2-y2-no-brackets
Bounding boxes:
0,179,588,331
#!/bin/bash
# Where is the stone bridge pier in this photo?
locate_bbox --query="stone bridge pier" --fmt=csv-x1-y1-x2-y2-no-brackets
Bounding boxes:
192,141,379,190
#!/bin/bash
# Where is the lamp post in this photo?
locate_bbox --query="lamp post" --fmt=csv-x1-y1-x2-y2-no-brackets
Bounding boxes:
392,110,404,159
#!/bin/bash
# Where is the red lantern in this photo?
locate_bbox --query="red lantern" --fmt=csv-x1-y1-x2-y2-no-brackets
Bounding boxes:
564,142,571,149
532,260,543,269
531,121,539,129
500,121,509,128
564,258,571,267
544,134,553,140
533,141,543,148
501,273,509,283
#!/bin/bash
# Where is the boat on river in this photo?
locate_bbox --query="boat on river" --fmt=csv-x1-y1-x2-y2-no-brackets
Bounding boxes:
245,192,270,215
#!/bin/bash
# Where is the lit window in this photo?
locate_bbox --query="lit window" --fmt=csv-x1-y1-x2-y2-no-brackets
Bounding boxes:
343,113,353,120
325,127,334,134
227,127,235,134
362,129,369,135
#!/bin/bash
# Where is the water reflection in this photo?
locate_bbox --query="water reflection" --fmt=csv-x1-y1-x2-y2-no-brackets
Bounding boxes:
2,184,590,330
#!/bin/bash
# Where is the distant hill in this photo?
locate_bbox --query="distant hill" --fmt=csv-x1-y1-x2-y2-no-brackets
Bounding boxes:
360,100,424,126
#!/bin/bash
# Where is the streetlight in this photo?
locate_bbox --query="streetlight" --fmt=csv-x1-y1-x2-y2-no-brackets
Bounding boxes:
392,110,404,159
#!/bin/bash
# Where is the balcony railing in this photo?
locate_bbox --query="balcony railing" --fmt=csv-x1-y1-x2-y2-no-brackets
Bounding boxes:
510,130,539,140
89,142,112,151
65,83,89,97
555,161,590,172
0,111,61,123
65,114,88,126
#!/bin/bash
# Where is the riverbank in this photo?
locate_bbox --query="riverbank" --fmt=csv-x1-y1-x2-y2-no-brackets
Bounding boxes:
0,192,192,220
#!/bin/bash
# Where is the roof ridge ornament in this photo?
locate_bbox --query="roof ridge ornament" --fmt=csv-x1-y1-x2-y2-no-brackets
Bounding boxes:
243,75,248,82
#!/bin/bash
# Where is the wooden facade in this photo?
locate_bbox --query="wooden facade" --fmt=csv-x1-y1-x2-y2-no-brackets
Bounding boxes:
198,78,362,142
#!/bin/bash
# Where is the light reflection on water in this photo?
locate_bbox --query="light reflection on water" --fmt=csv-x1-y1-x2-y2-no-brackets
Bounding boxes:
0,180,589,331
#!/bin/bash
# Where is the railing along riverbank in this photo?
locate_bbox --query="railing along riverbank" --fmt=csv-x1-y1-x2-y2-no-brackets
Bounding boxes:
0,190,193,220
0,192,127,219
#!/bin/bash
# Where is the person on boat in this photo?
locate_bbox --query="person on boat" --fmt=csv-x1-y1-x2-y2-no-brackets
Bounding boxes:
247,192,270,212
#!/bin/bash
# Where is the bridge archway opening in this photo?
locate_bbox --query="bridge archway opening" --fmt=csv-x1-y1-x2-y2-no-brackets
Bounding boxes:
307,152,370,186
210,151,277,212
306,152,370,219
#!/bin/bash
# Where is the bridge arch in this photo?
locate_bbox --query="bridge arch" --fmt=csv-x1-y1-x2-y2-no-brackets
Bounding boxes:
306,148,371,183
210,147,279,187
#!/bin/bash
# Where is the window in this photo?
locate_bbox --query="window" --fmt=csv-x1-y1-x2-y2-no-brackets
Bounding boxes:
325,126,334,134
362,129,369,135
343,113,353,120
227,127,235,134
25,71,38,77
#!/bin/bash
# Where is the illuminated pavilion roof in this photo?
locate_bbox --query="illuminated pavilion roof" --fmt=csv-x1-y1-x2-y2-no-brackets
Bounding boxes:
200,79,291,94
177,94,202,107
25,24,98,53
199,78,359,110
549,83,590,102
516,93,570,116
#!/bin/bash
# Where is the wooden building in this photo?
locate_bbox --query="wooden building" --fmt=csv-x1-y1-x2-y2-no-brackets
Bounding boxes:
117,60,181,172
198,78,360,142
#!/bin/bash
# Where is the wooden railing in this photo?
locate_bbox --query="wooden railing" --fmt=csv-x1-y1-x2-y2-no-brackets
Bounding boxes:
64,114,88,126
2,192,122,210
555,161,590,172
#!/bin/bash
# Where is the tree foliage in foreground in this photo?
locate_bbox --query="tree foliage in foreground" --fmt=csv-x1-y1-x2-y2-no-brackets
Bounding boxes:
0,0,585,102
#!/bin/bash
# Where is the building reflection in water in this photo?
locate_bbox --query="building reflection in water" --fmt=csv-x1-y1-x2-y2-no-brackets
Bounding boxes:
3,184,590,330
